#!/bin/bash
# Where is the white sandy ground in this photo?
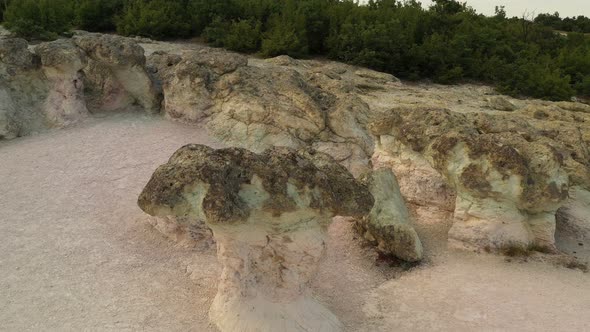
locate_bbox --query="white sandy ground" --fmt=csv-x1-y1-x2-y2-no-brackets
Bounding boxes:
1,113,589,331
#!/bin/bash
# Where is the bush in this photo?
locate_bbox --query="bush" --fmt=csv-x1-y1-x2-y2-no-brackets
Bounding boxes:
1,0,11,22
116,0,192,39
260,7,308,58
4,0,74,40
499,55,575,100
75,0,124,32
2,0,589,101
204,18,262,53
224,19,262,53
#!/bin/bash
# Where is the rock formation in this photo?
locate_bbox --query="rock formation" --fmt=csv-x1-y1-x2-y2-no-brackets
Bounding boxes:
73,33,160,114
370,106,589,252
35,40,89,126
357,168,423,262
2,32,589,259
138,144,374,332
147,51,382,176
0,38,48,139
0,33,160,139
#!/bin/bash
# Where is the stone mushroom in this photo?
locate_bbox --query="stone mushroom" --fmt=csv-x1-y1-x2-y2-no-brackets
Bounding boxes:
138,144,374,332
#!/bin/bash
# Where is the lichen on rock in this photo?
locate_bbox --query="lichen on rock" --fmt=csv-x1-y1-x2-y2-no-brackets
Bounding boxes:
356,168,423,262
138,144,374,332
371,106,588,252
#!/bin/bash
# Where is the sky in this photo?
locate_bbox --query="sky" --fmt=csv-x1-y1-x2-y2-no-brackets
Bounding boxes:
418,0,590,18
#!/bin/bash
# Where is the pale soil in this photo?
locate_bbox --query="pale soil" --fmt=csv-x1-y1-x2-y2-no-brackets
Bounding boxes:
1,113,589,331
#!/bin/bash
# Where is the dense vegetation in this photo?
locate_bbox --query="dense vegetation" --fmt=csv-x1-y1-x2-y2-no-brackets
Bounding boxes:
1,0,589,101
535,12,590,33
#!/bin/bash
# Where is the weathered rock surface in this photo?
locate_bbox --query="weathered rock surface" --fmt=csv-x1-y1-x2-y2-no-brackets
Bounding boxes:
357,168,423,262
487,96,517,112
0,38,48,139
138,144,373,332
0,33,160,139
3,32,589,259
370,106,589,252
35,40,89,126
147,50,380,176
73,32,160,114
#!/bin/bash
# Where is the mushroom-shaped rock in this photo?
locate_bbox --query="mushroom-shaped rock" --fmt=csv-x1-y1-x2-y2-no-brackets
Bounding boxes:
357,168,423,262
138,144,374,332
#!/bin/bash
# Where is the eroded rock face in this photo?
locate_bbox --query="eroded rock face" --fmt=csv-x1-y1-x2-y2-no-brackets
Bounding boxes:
73,33,160,114
35,40,89,126
138,144,373,332
357,168,423,262
0,33,161,140
147,50,380,176
371,106,589,252
0,38,48,139
4,33,588,259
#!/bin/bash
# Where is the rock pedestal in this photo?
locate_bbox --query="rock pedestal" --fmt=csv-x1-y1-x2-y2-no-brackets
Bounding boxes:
138,144,373,332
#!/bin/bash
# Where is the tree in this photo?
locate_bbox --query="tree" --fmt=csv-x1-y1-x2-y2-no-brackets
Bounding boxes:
0,0,11,22
260,1,308,57
116,0,192,39
75,0,124,32
3,0,74,39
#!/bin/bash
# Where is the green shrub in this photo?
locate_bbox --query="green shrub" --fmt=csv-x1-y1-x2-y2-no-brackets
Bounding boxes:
116,0,192,39
1,0,588,101
75,0,124,32
202,16,231,47
261,8,308,58
4,0,74,40
1,0,11,22
499,55,575,101
224,19,262,53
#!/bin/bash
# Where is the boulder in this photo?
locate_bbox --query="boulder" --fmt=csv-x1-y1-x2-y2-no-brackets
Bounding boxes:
487,96,516,112
370,107,586,252
0,38,48,138
149,50,379,176
73,33,160,114
35,40,89,127
357,168,423,262
147,48,248,123
0,33,163,141
138,144,374,332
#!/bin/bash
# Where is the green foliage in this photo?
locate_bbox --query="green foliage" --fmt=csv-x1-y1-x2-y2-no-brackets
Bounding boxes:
499,55,575,101
2,0,590,100
260,4,308,58
74,0,124,32
224,19,262,53
116,0,192,39
204,17,262,53
1,0,11,22
535,12,590,33
4,0,74,39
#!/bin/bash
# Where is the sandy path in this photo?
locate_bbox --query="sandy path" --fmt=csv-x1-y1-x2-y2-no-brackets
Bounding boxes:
1,113,589,331
363,252,590,331
0,113,223,331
